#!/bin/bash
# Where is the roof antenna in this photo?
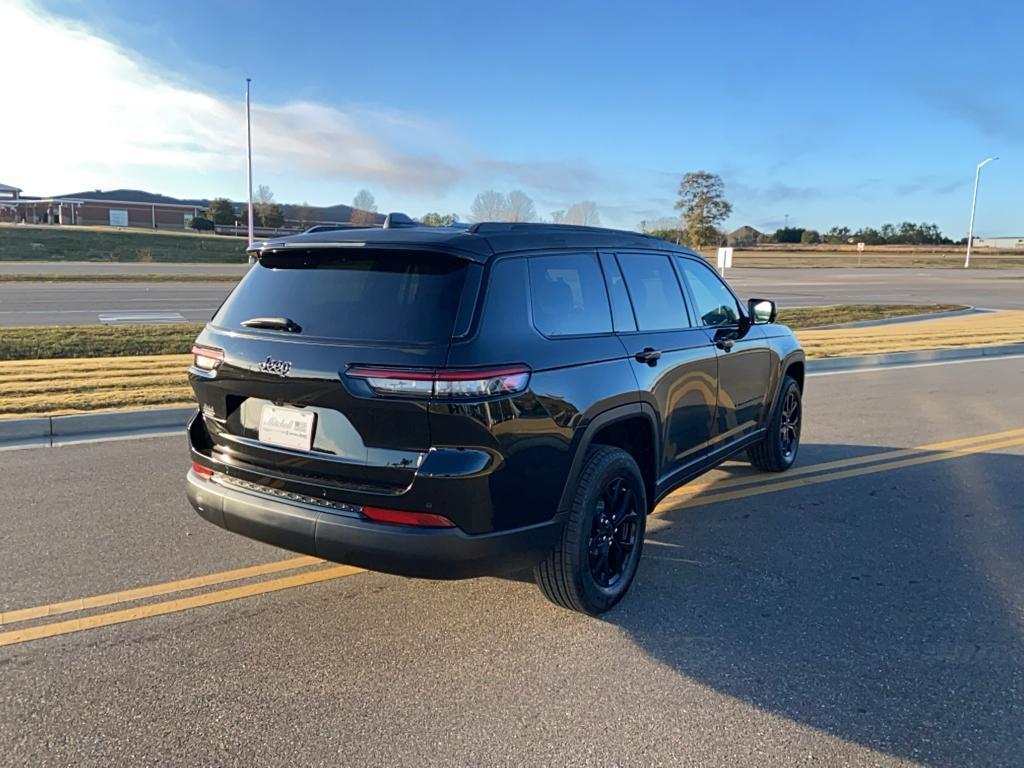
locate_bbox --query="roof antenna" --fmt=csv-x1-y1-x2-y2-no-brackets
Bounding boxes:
382,212,417,229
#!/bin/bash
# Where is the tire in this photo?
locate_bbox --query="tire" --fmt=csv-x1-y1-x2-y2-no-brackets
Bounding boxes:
748,375,802,472
535,446,647,615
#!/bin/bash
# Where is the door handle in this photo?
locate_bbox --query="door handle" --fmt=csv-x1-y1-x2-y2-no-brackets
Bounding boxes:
715,338,735,351
634,347,662,365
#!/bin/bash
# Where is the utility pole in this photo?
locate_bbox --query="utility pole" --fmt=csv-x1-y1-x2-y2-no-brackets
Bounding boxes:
964,157,997,269
246,78,255,249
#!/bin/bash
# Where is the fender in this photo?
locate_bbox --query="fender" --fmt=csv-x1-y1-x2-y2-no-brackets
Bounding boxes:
556,402,661,514
767,347,806,415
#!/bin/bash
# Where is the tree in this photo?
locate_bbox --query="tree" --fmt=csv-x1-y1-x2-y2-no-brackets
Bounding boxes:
292,201,316,228
824,226,851,244
351,189,377,225
469,190,509,222
773,227,805,244
550,210,566,224
563,201,601,226
674,172,733,250
505,190,536,222
420,212,458,226
800,229,821,244
261,203,284,228
206,197,235,225
189,216,215,232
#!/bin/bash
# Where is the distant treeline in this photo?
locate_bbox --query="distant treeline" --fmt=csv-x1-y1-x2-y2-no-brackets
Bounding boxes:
648,221,956,248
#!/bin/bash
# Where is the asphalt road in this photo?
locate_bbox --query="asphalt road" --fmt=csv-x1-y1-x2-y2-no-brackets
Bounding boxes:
3,356,1023,766
1,266,1022,326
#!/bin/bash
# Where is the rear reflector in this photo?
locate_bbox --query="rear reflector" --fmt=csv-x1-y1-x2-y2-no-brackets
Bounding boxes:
362,506,456,528
348,365,529,398
191,344,224,371
191,460,214,479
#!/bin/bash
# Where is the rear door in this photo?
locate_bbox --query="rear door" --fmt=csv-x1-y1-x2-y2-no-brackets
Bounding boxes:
190,247,470,494
607,251,718,486
675,256,771,455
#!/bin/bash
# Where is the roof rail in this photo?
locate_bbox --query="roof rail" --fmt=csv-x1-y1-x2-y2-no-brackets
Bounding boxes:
382,212,418,229
466,222,616,235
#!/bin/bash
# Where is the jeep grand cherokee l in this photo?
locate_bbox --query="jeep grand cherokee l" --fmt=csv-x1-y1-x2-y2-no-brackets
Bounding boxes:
186,221,805,614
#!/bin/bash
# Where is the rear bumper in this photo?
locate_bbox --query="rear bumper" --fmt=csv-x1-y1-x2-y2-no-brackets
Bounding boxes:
186,470,563,579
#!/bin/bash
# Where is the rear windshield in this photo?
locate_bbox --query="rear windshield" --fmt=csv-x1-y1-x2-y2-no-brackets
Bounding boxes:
214,249,467,344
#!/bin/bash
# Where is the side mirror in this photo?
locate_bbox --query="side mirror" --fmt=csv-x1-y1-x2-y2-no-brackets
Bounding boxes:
748,298,776,324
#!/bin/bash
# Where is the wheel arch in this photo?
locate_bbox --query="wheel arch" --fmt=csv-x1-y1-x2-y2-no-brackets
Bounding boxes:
557,403,660,515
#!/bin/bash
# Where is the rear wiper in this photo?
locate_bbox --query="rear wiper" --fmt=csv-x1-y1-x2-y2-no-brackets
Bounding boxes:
241,316,302,333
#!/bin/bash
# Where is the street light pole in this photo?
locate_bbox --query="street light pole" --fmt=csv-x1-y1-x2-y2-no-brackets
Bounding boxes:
964,156,997,269
245,77,254,249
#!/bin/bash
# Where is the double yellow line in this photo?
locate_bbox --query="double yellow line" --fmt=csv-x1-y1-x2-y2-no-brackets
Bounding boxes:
0,557,364,647
661,426,1024,510
2,426,1022,648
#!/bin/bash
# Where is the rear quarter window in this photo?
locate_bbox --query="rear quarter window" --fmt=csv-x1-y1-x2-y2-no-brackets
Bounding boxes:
214,250,467,344
527,253,612,337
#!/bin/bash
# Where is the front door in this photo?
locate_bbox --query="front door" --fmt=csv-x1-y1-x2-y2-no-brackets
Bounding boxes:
675,257,772,457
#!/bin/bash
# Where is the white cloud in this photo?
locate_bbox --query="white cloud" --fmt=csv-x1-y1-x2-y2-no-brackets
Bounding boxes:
0,1,460,196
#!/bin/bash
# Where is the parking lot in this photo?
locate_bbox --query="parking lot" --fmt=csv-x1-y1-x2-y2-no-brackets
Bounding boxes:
3,355,1022,766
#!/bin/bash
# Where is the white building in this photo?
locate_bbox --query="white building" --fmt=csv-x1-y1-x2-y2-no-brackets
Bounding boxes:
973,236,1024,250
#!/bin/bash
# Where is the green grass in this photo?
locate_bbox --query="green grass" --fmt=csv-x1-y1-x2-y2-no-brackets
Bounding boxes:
0,273,240,282
777,304,965,329
0,323,203,360
0,224,247,263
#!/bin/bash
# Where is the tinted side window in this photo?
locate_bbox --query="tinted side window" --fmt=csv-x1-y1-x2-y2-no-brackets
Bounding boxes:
616,253,689,331
677,258,741,327
528,253,612,337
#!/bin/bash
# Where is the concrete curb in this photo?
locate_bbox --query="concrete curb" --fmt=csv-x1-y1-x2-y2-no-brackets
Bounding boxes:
0,407,194,449
806,343,1024,373
1,344,1023,448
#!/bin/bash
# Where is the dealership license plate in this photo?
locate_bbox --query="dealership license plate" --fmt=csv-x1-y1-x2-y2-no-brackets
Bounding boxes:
258,404,316,452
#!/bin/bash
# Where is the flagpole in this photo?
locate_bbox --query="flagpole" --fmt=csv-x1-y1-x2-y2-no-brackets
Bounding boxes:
245,77,254,248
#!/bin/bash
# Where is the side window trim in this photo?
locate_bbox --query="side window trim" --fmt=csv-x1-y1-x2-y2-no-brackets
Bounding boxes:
614,251,693,333
674,255,744,329
598,251,638,333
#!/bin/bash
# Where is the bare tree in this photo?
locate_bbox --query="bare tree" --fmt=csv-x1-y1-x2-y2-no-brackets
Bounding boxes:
469,190,509,222
253,184,275,225
505,190,536,222
563,201,600,226
351,189,378,224
550,210,566,224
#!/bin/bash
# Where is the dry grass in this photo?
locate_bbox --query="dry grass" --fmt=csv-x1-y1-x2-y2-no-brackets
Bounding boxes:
0,355,192,417
797,310,1024,358
778,304,965,329
0,273,240,283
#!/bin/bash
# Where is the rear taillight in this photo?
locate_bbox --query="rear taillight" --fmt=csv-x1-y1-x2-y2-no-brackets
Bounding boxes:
191,460,214,479
347,365,530,399
362,506,456,528
191,344,224,371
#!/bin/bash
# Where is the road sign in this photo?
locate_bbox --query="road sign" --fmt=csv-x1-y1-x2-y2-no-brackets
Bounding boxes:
716,247,733,274
857,242,866,252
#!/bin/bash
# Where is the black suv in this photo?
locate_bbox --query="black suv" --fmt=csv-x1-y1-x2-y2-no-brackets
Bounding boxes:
186,222,804,614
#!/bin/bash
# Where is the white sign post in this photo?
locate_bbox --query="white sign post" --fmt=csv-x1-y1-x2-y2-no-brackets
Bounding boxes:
856,241,865,267
716,247,734,276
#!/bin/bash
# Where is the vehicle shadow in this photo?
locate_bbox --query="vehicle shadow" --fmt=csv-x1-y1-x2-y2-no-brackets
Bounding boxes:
601,443,1024,766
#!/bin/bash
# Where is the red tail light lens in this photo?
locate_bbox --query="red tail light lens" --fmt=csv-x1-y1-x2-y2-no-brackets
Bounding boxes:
191,344,224,371
191,460,214,479
362,506,456,528
348,365,530,398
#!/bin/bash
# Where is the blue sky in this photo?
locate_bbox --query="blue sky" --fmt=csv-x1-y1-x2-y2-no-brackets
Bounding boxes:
7,0,1022,235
